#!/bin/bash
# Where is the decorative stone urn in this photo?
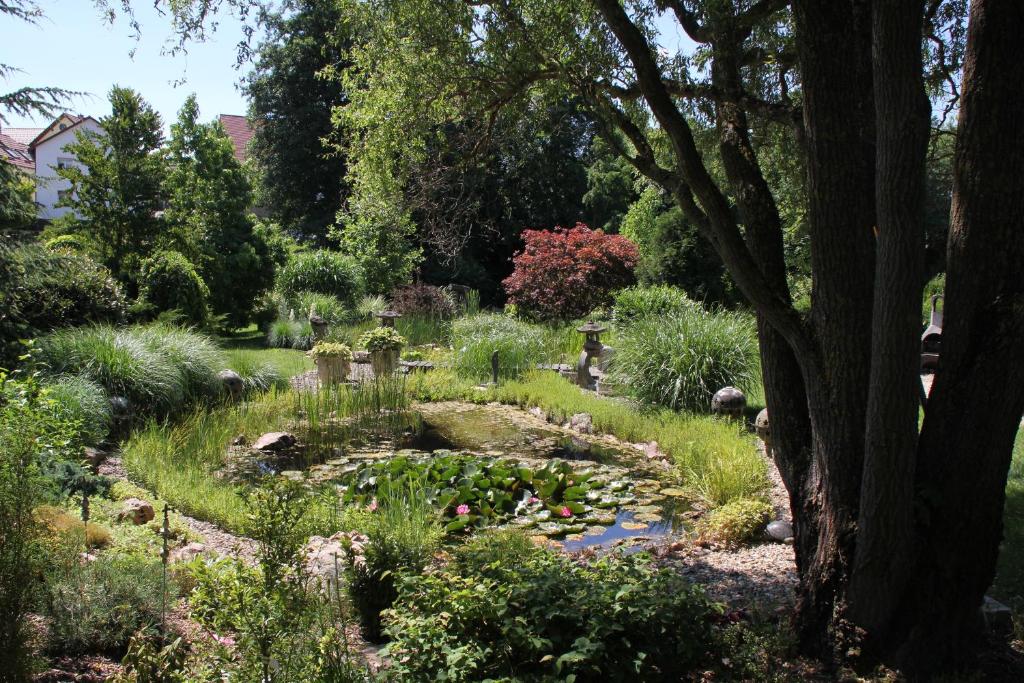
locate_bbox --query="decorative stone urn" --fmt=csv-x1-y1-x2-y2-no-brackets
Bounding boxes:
711,386,747,420
309,343,353,385
370,349,399,376
358,326,406,378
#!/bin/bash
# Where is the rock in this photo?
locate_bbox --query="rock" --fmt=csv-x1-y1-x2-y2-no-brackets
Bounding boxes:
118,498,155,525
982,595,1013,636
83,447,107,468
644,441,666,460
218,369,244,399
253,431,297,452
529,406,546,420
766,520,794,543
305,532,368,586
170,542,207,564
568,412,593,434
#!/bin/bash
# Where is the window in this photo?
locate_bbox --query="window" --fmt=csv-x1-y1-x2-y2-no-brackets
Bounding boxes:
57,189,72,203
56,157,75,170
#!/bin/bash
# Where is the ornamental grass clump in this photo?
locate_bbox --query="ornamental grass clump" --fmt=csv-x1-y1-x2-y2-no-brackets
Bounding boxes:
610,307,759,412
451,313,547,380
694,497,773,547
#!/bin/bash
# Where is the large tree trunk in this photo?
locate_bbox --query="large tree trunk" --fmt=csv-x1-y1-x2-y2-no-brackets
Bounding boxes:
789,0,877,656
892,0,1024,674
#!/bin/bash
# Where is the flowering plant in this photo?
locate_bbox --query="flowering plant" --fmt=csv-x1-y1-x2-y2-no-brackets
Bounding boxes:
359,326,406,353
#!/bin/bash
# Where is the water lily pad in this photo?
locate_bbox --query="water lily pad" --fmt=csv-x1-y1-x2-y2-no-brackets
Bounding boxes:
583,525,608,536
620,521,649,531
634,512,663,523
659,487,688,497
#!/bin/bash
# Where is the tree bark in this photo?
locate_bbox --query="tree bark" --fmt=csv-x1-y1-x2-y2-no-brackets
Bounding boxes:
847,0,929,643
895,0,1024,673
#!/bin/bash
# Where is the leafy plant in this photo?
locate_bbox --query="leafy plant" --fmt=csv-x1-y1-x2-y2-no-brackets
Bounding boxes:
358,326,406,353
113,634,187,683
503,223,638,321
383,548,718,680
310,342,353,361
610,307,760,412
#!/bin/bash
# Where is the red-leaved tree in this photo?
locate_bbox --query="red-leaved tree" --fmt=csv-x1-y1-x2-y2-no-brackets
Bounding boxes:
503,223,638,321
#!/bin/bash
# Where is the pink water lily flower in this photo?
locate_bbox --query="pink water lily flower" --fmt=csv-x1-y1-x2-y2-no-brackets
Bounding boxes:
456,503,470,515
367,498,378,512
560,506,572,518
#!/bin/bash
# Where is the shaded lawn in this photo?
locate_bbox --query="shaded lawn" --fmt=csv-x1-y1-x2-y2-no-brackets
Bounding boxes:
992,427,1024,605
219,325,313,379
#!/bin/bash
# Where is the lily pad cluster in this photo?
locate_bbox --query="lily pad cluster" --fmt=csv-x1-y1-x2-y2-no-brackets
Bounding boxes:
339,453,635,534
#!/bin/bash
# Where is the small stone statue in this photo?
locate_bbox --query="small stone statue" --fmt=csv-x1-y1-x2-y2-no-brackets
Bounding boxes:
755,409,772,458
490,349,499,386
711,386,747,420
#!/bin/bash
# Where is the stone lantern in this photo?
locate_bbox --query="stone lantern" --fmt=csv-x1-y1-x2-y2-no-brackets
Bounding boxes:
576,321,606,389
309,312,329,342
374,310,402,328
921,294,943,371
711,386,746,420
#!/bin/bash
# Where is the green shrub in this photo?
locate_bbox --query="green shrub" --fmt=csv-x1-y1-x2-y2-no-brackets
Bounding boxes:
922,272,945,325
383,549,717,680
277,250,365,311
356,294,388,321
43,547,171,656
345,482,442,641
310,342,353,361
451,313,548,380
611,308,760,412
139,251,210,326
37,324,226,419
44,374,112,447
613,284,697,325
267,316,313,349
695,497,773,546
44,234,88,252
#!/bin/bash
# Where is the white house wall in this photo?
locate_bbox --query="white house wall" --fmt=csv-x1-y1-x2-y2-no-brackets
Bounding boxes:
34,119,102,221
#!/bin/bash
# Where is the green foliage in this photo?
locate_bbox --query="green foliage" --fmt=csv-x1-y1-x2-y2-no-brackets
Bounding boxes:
244,0,353,241
139,250,211,326
268,316,314,350
162,95,282,329
358,326,406,353
42,544,171,656
922,272,946,324
583,137,640,231
450,313,548,380
0,157,36,233
223,351,287,394
341,454,634,534
37,324,226,420
54,86,165,284
310,342,353,360
383,548,718,681
611,308,760,412
277,250,365,311
612,284,698,326
344,481,443,641
0,374,51,679
695,497,773,547
0,243,127,367
113,634,188,683
356,294,388,321
44,234,88,252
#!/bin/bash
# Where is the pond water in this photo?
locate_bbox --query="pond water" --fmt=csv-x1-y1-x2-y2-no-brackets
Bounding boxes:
241,402,690,550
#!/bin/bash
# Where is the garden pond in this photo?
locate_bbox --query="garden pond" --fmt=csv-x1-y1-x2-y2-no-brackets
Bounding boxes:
227,401,693,551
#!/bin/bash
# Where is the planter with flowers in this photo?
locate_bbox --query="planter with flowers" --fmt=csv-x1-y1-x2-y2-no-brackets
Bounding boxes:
359,327,406,377
310,342,353,385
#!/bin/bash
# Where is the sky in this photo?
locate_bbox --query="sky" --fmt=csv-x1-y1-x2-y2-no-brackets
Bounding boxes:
2,1,697,132
2,0,258,131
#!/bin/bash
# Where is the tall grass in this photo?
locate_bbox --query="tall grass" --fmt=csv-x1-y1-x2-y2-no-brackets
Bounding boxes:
268,317,314,350
396,314,449,347
407,369,768,507
43,374,112,446
121,391,293,530
610,308,760,412
37,324,226,419
451,314,549,380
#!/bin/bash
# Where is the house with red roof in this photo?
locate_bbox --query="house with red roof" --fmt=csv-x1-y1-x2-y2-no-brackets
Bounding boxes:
218,114,255,163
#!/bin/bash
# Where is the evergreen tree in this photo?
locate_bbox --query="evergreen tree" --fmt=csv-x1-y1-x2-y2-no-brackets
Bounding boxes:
163,95,284,328
55,86,164,286
0,162,36,234
244,0,352,242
